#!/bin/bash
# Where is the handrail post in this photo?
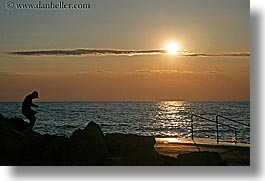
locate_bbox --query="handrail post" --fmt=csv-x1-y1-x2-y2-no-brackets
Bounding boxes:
191,114,194,140
216,115,219,144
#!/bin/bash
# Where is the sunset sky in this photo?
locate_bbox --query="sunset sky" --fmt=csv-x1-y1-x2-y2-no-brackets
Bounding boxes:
0,0,249,102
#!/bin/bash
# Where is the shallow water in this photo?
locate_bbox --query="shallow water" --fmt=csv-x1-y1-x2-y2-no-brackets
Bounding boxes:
0,101,250,143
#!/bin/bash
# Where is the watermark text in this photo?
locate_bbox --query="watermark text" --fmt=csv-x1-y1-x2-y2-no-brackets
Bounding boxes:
5,1,91,10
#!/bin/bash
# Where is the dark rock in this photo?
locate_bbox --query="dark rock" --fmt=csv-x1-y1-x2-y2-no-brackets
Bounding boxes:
0,118,25,165
105,133,156,157
0,114,66,166
0,129,41,165
61,121,110,165
110,147,165,166
41,135,68,165
0,113,4,120
161,155,178,166
1,117,169,166
8,118,29,132
176,151,227,166
6,132,56,165
0,115,25,147
0,113,29,132
0,114,13,130
104,134,158,166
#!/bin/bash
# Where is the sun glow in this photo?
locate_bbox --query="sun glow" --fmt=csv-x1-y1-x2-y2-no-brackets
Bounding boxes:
165,42,180,55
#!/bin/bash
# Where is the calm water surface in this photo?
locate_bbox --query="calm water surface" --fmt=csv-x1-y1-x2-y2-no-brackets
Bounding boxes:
0,101,250,143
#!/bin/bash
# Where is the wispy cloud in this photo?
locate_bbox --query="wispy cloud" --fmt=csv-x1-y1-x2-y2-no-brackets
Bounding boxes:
9,48,250,57
136,69,193,74
0,71,20,76
183,52,250,57
133,69,225,80
135,69,222,75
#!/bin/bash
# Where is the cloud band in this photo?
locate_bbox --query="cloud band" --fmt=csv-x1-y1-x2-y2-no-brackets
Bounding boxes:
10,49,250,57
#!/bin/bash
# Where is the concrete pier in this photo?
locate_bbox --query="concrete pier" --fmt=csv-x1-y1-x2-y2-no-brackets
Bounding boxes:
155,138,250,166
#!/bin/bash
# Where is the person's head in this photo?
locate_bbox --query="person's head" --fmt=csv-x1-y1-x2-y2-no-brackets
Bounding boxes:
31,91,39,99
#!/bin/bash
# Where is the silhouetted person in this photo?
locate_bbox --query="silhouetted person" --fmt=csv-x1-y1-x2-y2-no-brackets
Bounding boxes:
22,91,39,129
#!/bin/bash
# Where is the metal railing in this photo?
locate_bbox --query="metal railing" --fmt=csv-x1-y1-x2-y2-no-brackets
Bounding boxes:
190,114,250,144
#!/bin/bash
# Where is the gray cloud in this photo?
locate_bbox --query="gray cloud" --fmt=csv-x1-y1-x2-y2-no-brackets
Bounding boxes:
9,49,250,57
184,52,250,57
10,49,165,56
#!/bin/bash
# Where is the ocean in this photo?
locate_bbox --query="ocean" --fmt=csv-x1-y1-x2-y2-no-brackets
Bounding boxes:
0,101,250,143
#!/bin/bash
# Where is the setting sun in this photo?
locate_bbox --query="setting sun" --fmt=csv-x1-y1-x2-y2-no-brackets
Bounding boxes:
165,42,180,55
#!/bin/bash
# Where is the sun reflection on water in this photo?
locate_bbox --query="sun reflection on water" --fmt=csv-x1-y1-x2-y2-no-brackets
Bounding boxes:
151,101,192,137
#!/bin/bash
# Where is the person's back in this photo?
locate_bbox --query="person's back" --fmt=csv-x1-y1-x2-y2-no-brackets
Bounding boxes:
22,94,34,115
22,91,39,129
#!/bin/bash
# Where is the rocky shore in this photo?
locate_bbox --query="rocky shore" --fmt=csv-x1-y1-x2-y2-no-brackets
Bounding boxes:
0,114,226,166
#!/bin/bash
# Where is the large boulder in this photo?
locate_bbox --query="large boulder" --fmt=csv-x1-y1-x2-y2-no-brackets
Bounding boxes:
108,147,165,166
0,113,29,132
2,131,62,165
8,118,29,132
0,114,25,146
104,133,164,165
0,129,42,165
0,116,170,166
41,135,68,165
0,116,25,165
161,155,178,166
0,118,24,143
0,113,14,131
105,133,156,157
0,113,67,166
0,113,4,120
61,121,110,165
176,151,227,166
